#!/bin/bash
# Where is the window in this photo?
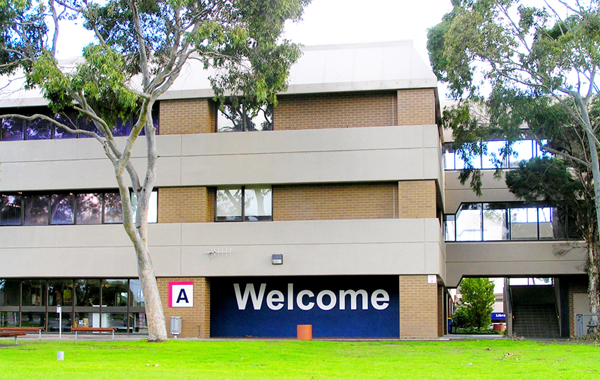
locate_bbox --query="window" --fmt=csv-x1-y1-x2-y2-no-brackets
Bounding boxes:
445,202,574,242
0,194,22,226
0,107,159,141
217,103,273,132
216,186,272,221
0,190,157,226
443,138,549,170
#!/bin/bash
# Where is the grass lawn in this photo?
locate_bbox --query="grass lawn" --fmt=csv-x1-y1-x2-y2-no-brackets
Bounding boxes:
1,339,599,379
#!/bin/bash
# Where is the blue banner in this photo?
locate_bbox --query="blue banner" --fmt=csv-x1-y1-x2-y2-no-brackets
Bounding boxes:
211,276,399,338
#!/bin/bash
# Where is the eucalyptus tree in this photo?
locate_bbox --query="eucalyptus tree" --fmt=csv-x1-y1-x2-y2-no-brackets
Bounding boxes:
428,0,600,314
0,0,309,341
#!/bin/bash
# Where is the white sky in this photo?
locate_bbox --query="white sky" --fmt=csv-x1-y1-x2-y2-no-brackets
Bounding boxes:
56,0,453,70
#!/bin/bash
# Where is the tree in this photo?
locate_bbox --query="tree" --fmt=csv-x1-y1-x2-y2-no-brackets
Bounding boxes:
0,0,309,341
456,278,495,331
428,0,600,315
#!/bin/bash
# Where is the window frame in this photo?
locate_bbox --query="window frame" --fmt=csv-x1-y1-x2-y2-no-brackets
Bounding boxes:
215,185,273,222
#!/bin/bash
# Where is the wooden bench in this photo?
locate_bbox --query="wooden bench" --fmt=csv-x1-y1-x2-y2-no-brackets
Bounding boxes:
0,332,26,345
0,327,45,339
71,327,116,339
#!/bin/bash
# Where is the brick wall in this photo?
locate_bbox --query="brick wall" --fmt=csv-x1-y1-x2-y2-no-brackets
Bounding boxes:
273,182,397,221
274,92,397,130
397,181,437,218
399,275,440,339
159,99,216,134
397,89,436,126
158,187,214,223
157,277,210,338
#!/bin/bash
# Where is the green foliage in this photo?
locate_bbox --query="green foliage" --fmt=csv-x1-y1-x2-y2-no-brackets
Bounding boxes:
451,306,470,329
455,327,500,334
456,278,496,331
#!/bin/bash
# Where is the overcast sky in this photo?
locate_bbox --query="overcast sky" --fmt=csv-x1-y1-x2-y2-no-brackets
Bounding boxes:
283,0,452,66
57,0,453,67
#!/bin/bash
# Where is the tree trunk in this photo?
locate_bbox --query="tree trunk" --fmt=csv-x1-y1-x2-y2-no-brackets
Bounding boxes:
136,243,168,341
589,243,600,315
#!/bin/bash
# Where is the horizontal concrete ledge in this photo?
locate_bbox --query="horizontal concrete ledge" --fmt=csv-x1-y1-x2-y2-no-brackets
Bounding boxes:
445,241,587,287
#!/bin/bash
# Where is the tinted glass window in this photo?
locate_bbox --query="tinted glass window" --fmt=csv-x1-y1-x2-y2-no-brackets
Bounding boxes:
26,118,52,140
216,187,243,221
113,118,132,137
103,279,128,307
22,279,46,306
0,194,22,226
53,112,78,139
1,117,24,141
244,186,272,221
24,194,49,225
76,193,103,225
74,279,101,307
103,193,123,223
217,104,273,132
0,279,21,306
50,193,75,225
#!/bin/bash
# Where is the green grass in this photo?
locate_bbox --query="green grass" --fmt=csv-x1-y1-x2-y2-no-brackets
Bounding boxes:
1,339,599,379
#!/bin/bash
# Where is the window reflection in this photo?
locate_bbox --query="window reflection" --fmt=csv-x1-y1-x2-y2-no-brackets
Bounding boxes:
103,193,123,224
103,279,129,307
446,202,572,241
22,279,46,306
0,279,21,306
244,186,273,221
1,117,24,141
48,280,73,307
0,194,22,226
24,195,49,226
443,139,549,170
74,279,100,307
217,103,273,132
483,203,509,241
53,112,78,139
77,193,103,224
26,118,52,140
456,203,482,241
216,186,273,222
216,187,243,221
51,194,75,225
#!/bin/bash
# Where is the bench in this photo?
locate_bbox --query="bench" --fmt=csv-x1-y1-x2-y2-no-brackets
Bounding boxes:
0,327,45,339
71,327,116,339
0,332,26,345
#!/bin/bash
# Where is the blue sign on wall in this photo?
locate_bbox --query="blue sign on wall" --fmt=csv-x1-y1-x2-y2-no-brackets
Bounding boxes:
210,276,399,338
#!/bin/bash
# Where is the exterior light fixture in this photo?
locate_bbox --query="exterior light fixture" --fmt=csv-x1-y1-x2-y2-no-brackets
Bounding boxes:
272,254,283,265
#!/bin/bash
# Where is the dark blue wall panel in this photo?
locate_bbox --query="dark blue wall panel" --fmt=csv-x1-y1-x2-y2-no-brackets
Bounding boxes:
210,276,399,338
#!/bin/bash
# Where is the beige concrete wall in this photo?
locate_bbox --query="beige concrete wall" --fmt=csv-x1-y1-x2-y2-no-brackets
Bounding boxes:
400,275,440,339
445,171,518,214
0,219,443,279
446,241,587,287
0,125,441,191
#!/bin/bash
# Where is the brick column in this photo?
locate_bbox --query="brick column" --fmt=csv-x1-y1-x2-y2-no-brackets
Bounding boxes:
158,187,214,223
157,277,210,338
400,275,440,339
397,180,437,219
159,99,216,134
397,89,436,126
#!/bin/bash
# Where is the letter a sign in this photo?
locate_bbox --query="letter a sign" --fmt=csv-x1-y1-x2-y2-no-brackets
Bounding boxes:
169,281,194,308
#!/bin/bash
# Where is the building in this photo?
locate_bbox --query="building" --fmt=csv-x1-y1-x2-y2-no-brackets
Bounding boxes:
0,41,590,339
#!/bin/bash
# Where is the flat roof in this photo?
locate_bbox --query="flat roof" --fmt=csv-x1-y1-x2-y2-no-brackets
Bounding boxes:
0,41,437,107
